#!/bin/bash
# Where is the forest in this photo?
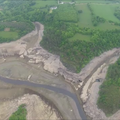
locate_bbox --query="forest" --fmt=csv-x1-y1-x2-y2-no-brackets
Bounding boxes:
98,58,120,115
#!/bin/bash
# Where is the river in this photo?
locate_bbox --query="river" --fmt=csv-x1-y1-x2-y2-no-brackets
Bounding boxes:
0,76,87,120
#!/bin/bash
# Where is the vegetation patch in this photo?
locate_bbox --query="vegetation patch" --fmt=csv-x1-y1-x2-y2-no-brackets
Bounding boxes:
69,33,91,42
9,104,27,120
54,4,78,22
98,58,120,115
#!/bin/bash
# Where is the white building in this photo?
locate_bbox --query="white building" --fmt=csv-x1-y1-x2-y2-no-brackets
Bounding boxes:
50,6,57,10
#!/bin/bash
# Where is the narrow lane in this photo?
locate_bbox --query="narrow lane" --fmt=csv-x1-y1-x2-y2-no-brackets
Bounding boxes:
0,76,87,120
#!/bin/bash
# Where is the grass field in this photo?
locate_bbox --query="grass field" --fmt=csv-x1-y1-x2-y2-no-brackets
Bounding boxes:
33,1,57,8
0,31,18,38
75,3,120,30
76,4,93,28
69,33,91,42
91,4,120,22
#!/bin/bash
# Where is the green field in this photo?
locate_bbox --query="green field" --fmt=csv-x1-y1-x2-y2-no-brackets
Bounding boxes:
54,4,78,22
76,4,93,27
33,1,57,8
69,33,91,42
76,3,120,30
91,4,120,22
0,31,18,38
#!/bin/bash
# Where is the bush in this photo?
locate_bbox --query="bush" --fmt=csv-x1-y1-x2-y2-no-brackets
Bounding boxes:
9,104,27,120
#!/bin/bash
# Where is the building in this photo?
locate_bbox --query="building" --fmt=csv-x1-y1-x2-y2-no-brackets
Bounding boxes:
69,2,75,4
50,6,57,10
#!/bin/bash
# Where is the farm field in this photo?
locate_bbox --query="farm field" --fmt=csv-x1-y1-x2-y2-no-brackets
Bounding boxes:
91,3,120,22
76,3,120,30
76,4,93,28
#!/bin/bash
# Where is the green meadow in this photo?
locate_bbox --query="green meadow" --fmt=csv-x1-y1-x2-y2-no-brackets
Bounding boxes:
0,31,18,38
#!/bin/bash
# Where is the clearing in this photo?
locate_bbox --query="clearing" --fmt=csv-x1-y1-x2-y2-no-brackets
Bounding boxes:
69,33,91,42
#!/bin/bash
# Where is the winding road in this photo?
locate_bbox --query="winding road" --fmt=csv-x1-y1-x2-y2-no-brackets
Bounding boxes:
0,76,87,120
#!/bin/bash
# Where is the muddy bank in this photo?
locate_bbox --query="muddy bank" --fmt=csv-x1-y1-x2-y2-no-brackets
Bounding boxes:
82,52,120,119
0,56,82,119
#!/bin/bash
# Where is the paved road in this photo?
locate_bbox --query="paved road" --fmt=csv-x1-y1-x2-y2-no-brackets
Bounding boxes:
0,76,87,120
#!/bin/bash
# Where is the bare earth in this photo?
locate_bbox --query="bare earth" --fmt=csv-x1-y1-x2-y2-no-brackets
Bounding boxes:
0,94,61,120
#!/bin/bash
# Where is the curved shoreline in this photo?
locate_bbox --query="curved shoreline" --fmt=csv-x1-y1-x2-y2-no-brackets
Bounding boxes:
0,75,87,120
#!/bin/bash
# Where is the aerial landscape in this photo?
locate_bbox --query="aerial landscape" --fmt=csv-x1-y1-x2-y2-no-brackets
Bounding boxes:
0,0,120,119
